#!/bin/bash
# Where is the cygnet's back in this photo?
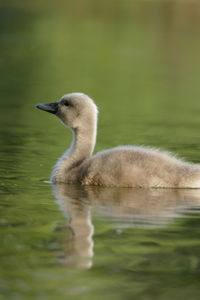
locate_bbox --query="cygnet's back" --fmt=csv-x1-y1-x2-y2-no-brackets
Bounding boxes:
78,146,200,188
36,93,200,188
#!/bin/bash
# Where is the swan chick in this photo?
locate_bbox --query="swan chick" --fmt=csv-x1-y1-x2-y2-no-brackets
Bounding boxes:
36,93,200,188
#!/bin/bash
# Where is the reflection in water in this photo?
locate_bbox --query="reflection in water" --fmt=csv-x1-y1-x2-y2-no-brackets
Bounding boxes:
53,185,94,269
53,184,200,269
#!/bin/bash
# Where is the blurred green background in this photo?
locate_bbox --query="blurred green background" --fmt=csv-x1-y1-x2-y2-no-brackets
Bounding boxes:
1,0,200,172
1,1,200,299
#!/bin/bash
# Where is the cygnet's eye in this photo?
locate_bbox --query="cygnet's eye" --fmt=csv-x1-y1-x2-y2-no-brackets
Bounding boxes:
63,100,70,107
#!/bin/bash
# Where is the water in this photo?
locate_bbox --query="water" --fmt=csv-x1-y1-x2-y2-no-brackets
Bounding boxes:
1,1,200,299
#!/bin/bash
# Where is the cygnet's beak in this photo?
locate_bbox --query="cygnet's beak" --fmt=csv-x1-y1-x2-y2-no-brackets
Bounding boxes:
36,102,59,114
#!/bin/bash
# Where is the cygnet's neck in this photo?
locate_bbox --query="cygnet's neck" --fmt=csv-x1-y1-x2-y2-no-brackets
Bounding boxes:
52,120,97,181
69,124,97,166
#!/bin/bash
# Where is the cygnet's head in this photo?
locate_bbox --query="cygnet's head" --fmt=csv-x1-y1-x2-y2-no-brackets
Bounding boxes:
36,93,98,129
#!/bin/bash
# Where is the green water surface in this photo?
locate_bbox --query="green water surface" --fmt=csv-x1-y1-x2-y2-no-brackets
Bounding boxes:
1,1,200,299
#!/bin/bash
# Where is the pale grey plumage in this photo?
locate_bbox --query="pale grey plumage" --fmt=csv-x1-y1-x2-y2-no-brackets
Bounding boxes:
36,93,200,188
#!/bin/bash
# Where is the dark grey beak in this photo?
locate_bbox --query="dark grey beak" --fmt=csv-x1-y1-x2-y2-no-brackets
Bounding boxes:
36,102,59,114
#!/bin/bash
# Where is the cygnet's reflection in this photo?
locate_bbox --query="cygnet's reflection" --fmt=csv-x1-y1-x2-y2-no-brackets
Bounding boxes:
53,184,200,269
